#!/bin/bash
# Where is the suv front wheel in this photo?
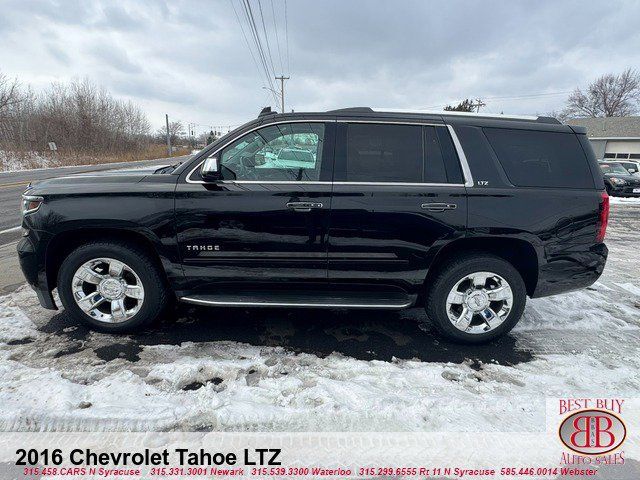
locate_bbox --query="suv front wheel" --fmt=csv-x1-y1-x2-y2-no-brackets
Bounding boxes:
57,241,169,332
425,254,526,343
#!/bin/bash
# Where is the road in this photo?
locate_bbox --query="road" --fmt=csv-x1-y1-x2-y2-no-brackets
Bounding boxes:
0,155,189,294
0,156,187,245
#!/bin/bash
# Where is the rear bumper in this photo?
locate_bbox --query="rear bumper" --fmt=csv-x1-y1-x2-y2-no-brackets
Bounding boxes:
532,243,608,298
17,236,57,310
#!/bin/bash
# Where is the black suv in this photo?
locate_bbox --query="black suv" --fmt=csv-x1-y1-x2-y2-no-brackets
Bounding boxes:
18,107,609,343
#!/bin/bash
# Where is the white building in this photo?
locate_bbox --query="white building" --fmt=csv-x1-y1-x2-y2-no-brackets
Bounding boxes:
568,116,640,161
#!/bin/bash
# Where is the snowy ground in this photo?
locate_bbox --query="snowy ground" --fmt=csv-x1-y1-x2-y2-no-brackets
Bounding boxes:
0,201,639,433
0,150,56,171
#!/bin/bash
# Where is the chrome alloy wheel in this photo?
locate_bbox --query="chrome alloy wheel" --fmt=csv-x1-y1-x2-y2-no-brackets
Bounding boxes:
445,271,513,334
71,258,144,323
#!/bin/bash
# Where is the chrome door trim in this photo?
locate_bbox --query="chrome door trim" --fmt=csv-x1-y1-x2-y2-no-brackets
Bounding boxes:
180,296,413,309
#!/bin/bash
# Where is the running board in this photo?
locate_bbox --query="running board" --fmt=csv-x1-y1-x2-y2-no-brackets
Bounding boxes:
180,290,415,309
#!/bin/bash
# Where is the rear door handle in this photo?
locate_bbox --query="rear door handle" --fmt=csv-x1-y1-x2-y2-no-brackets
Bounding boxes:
421,202,457,212
286,201,323,212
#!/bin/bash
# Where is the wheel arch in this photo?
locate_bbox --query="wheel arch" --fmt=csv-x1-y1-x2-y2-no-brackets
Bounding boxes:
45,227,171,291
424,236,539,297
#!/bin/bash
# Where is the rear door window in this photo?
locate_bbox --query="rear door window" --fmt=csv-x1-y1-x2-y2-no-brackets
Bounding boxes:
423,126,464,184
424,126,447,183
341,123,464,184
345,123,422,182
483,128,594,189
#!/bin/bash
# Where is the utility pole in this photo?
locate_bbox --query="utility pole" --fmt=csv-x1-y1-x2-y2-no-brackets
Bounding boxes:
275,75,290,113
472,98,486,113
165,114,171,156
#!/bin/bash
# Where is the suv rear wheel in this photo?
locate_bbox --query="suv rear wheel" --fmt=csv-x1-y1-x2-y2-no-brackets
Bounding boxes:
425,254,526,343
57,241,169,332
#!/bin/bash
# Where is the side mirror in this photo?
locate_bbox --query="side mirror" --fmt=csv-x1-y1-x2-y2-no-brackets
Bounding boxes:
628,168,636,174
201,156,220,180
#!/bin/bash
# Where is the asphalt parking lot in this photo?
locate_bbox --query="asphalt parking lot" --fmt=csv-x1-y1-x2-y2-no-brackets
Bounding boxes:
0,198,639,433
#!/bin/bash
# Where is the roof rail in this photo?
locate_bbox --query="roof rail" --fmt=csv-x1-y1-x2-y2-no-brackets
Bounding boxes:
327,107,560,124
326,107,374,113
372,108,549,121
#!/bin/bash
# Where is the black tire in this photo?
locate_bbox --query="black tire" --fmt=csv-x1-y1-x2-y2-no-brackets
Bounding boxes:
57,241,169,333
425,253,526,344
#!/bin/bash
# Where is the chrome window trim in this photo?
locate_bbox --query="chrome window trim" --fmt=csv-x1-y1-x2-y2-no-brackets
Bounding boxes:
211,180,332,185
334,181,465,187
447,124,474,187
188,180,463,187
185,119,474,188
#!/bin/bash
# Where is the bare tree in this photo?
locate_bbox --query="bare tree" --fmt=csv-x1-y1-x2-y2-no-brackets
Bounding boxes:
0,72,21,114
0,72,151,160
156,121,185,144
563,69,640,118
444,99,475,112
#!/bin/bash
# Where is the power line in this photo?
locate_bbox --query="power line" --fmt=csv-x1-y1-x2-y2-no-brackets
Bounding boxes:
230,0,291,109
270,0,284,74
424,90,573,110
230,0,263,88
241,0,279,104
482,90,573,101
284,0,290,74
257,0,277,77
242,0,271,86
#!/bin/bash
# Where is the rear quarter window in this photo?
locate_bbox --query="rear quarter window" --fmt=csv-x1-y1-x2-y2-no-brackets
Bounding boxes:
483,128,595,189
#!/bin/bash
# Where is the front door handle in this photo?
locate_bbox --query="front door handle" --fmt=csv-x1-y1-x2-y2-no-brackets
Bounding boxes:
421,202,457,212
286,201,323,212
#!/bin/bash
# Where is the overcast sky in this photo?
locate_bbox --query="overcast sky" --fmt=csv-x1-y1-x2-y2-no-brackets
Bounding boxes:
2,0,640,133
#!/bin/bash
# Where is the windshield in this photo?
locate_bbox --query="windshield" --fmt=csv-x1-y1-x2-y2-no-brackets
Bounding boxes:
600,163,629,175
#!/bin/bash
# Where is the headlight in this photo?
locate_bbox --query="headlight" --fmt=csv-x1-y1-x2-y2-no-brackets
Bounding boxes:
610,178,627,186
21,195,44,216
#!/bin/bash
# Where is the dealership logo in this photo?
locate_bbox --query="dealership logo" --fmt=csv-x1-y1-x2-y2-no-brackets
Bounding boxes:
559,409,626,455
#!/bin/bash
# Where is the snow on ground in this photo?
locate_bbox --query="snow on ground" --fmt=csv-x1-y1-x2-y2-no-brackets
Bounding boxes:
0,203,639,433
610,196,640,205
0,150,57,171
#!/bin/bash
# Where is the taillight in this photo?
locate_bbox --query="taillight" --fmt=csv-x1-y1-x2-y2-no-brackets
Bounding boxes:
596,191,609,242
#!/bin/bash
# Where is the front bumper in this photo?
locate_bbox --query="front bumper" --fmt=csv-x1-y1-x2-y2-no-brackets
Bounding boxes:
608,184,640,197
17,235,57,310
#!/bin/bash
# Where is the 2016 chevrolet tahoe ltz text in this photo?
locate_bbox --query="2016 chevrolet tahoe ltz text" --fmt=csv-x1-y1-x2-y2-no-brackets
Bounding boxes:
17,107,609,343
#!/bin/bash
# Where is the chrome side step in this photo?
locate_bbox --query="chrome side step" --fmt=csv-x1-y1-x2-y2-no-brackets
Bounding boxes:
180,290,414,309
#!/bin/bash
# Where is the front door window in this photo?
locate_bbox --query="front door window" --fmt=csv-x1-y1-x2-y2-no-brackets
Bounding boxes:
216,122,325,181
